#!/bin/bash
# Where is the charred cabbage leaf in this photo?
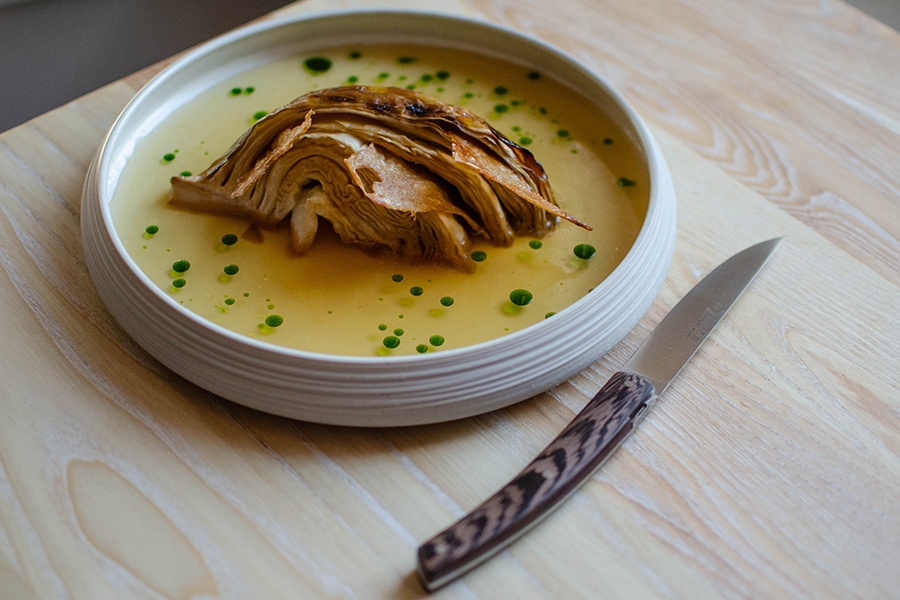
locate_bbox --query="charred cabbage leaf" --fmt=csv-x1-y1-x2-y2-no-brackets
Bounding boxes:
170,85,589,270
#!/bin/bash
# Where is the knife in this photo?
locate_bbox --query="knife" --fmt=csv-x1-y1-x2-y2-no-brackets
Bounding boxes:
416,237,783,591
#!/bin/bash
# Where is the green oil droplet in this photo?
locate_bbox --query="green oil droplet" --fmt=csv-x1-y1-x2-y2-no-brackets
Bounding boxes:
573,244,596,259
172,259,190,273
471,250,487,262
383,335,401,349
304,57,332,73
529,240,543,249
429,335,445,347
440,296,454,307
409,286,424,296
221,233,238,245
223,264,239,275
265,314,284,328
416,344,429,354
509,289,533,306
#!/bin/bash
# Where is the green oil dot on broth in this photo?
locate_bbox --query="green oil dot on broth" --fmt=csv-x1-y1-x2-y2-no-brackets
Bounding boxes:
346,75,359,84
440,296,454,307
494,104,510,113
529,240,543,249
221,233,238,246
416,344,429,354
378,323,388,331
509,289,533,306
349,51,362,59
162,152,176,162
179,171,192,177
225,297,236,305
573,243,597,259
494,86,508,95
230,87,242,96
545,312,556,319
519,136,532,146
557,129,571,138
528,71,541,80
383,335,401,349
253,111,268,121
397,56,416,64
410,286,424,297
471,250,487,262
393,328,405,336
304,57,332,73
223,264,239,276
144,225,159,237
429,335,445,347
172,278,186,289
392,274,404,282
172,259,190,273
377,72,389,81
617,176,637,187
603,137,614,145
265,314,284,328
245,87,255,94
436,70,450,80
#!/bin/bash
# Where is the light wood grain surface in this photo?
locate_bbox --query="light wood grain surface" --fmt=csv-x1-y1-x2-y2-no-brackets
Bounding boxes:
1,0,897,598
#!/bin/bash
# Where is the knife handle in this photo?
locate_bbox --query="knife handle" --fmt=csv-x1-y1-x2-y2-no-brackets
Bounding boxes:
417,371,656,591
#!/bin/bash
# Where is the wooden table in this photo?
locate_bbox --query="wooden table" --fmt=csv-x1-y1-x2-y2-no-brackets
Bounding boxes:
2,0,897,597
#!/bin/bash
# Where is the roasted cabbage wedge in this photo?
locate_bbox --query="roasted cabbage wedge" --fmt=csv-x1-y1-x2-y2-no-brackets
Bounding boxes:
170,86,589,270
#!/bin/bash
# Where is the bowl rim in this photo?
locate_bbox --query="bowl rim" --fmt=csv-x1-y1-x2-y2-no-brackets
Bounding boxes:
91,7,670,367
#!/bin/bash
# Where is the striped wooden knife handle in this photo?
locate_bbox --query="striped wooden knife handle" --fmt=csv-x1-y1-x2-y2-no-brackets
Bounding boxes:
417,371,656,591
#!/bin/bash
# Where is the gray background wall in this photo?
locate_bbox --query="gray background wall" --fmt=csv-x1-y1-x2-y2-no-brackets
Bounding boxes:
0,0,897,133
0,0,291,132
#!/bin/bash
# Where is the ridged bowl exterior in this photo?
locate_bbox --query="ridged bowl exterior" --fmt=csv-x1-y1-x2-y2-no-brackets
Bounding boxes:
81,9,676,426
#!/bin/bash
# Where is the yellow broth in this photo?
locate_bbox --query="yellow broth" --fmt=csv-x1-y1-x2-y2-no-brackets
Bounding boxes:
112,44,648,356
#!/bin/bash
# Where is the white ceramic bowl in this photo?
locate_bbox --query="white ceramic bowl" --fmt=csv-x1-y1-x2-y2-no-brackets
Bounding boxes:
81,9,676,426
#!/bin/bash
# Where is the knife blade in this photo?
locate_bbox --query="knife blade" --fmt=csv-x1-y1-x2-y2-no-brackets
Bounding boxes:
416,237,783,591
